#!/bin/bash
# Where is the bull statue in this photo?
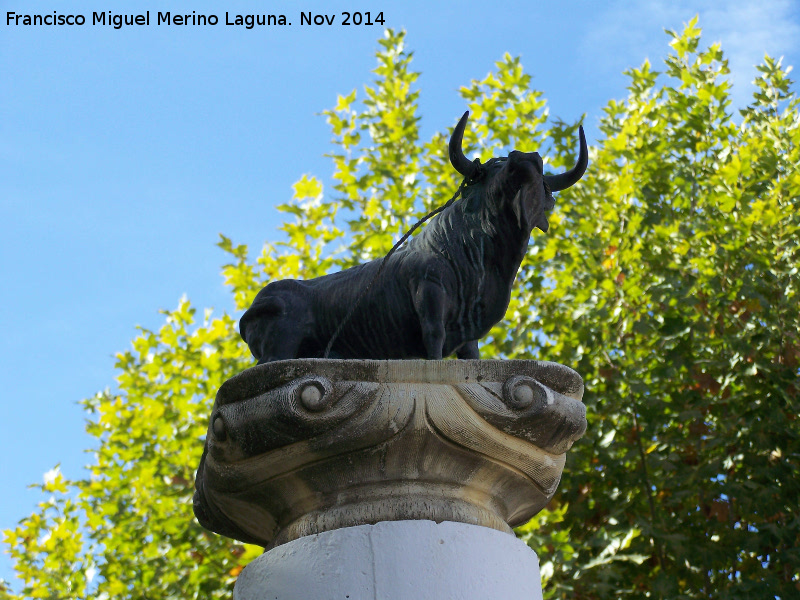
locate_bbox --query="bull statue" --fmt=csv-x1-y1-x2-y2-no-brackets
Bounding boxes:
240,111,587,362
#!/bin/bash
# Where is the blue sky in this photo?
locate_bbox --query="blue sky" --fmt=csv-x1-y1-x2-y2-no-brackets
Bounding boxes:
2,0,799,585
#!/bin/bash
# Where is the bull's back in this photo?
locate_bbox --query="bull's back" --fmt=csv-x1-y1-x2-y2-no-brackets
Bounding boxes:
305,257,427,359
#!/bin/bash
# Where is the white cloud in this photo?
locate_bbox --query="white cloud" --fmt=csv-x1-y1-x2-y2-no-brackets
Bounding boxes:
583,0,799,109
699,0,799,105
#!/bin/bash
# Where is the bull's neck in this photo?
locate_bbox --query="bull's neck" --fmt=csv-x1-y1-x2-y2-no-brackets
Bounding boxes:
468,185,533,282
486,211,531,282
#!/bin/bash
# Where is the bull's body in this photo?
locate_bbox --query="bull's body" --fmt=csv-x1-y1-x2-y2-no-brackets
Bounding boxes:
240,113,587,363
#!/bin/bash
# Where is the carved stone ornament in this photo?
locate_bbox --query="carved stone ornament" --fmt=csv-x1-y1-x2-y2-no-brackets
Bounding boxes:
193,359,587,549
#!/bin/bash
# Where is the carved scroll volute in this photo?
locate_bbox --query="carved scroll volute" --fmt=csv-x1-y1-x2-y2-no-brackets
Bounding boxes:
194,359,587,548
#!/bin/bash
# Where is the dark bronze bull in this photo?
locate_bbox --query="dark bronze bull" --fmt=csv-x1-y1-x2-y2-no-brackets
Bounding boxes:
240,112,587,362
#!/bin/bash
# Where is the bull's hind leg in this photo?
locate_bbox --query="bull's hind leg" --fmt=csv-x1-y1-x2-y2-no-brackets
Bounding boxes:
456,340,479,359
243,294,306,364
413,282,447,360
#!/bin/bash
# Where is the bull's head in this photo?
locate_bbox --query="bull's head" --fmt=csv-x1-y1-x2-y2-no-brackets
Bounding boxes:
448,111,588,232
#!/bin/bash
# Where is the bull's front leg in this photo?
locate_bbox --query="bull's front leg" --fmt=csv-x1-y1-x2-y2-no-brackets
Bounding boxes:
413,281,447,360
456,340,479,359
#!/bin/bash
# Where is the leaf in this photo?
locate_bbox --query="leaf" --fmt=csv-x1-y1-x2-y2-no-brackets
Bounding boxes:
292,174,323,200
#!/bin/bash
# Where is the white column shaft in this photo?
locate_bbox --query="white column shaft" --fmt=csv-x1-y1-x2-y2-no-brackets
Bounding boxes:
234,520,543,600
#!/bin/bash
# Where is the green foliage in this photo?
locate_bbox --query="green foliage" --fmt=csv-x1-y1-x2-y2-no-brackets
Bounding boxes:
520,18,800,598
3,23,798,599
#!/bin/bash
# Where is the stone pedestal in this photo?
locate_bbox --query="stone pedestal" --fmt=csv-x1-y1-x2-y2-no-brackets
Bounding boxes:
194,359,586,598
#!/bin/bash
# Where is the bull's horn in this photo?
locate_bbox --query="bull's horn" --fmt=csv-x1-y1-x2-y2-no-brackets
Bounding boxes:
449,111,479,179
544,125,588,191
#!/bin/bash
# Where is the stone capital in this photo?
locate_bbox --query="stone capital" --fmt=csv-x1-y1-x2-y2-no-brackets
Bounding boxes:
194,359,586,548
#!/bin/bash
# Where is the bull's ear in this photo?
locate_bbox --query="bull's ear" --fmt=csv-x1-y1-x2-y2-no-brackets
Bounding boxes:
533,190,556,232
536,216,549,232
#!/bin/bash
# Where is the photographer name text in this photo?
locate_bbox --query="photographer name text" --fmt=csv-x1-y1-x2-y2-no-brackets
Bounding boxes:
6,10,386,30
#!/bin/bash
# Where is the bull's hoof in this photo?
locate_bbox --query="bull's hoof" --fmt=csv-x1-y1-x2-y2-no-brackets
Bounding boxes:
193,359,586,548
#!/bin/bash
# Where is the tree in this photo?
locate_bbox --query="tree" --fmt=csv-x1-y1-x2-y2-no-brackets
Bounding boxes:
514,18,799,598
3,22,798,599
